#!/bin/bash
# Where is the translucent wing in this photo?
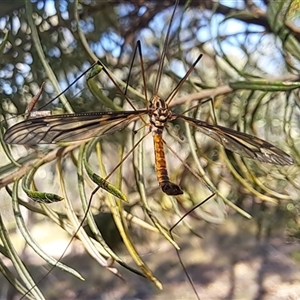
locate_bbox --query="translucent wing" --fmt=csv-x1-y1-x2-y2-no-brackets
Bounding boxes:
176,114,293,166
4,110,147,145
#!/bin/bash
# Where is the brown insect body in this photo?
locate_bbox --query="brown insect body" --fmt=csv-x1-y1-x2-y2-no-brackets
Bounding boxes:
149,94,183,195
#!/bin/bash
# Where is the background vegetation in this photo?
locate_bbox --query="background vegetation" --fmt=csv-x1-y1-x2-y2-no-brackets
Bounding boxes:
0,0,300,299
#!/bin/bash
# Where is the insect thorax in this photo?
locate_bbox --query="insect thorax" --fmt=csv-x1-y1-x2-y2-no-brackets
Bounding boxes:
149,95,172,134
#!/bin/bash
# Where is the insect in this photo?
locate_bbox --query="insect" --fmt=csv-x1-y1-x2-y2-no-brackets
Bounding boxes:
4,2,293,197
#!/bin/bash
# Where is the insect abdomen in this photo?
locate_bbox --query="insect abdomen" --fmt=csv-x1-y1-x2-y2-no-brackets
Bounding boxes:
153,133,183,196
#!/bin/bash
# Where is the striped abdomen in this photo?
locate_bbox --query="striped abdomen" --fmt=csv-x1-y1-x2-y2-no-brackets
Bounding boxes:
153,132,183,196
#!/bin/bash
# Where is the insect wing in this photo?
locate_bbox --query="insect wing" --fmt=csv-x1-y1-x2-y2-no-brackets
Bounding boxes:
176,115,293,166
4,110,147,145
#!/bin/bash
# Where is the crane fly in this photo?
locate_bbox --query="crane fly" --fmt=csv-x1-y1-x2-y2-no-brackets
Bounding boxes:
4,1,293,197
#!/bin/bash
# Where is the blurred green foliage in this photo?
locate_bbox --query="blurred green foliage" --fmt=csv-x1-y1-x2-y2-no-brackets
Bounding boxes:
0,0,300,299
